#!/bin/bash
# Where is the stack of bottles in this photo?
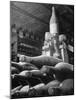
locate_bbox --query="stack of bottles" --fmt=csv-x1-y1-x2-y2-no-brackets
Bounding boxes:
11,55,74,99
11,6,74,99
11,24,43,62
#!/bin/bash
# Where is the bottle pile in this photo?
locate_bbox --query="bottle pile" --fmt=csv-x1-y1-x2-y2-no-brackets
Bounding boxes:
11,55,74,99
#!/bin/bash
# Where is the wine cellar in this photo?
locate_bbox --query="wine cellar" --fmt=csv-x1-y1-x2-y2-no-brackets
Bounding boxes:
10,1,74,99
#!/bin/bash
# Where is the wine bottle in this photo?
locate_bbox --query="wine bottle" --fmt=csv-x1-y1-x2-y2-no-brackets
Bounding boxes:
19,55,62,68
12,71,42,87
48,79,74,96
11,62,38,71
42,62,73,81
30,69,54,84
28,80,60,97
28,83,45,97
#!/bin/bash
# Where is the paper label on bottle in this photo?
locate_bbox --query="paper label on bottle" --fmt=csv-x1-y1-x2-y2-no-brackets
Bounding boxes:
50,23,58,34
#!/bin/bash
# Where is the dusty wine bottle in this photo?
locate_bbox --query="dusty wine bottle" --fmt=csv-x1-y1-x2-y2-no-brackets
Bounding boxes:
28,83,45,97
48,79,74,96
13,72,42,87
11,61,38,71
30,70,46,78
13,70,32,80
42,62,73,81
19,55,62,68
41,80,60,96
30,70,54,84
28,80,60,97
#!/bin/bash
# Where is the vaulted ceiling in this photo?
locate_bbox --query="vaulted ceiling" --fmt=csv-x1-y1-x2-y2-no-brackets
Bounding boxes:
10,1,74,40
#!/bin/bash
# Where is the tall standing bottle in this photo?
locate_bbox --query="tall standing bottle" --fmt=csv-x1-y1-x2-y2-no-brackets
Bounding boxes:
50,6,60,58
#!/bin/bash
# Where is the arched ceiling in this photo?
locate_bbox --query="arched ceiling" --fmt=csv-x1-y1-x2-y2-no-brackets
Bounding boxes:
10,1,74,38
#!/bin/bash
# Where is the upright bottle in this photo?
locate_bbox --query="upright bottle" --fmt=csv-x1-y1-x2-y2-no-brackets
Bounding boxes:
50,6,60,58
59,34,69,63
